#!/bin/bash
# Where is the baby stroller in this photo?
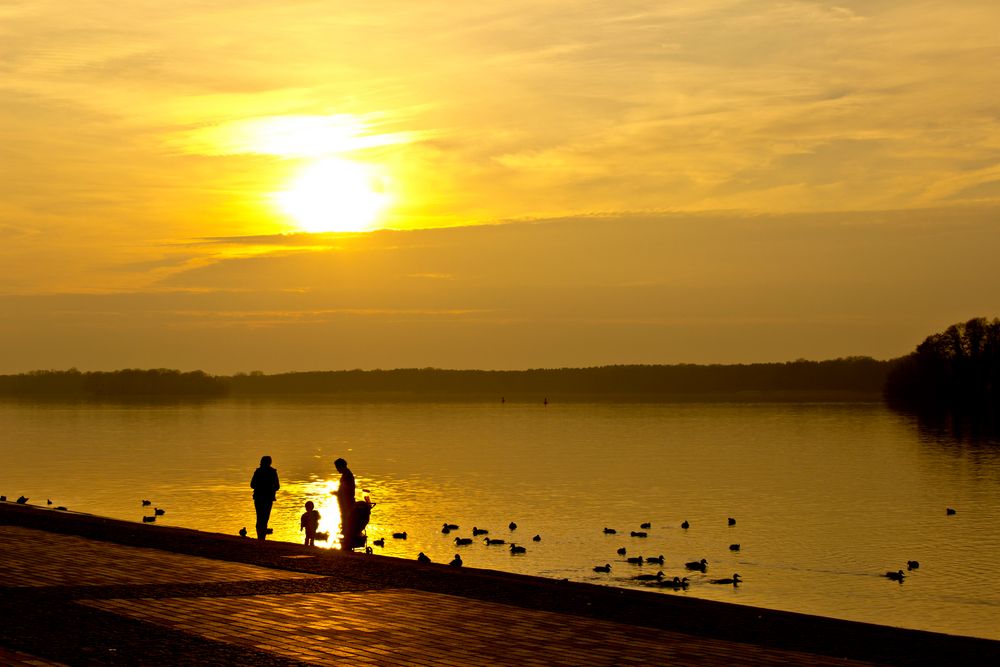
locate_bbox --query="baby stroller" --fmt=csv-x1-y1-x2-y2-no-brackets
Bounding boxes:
341,494,375,550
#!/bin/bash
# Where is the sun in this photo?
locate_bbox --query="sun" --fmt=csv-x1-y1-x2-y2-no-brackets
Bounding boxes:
273,158,391,233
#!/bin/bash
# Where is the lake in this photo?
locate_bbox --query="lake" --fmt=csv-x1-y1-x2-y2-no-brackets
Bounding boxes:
2,399,998,640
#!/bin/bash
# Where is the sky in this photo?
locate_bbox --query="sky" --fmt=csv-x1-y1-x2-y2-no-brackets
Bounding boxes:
1,0,999,373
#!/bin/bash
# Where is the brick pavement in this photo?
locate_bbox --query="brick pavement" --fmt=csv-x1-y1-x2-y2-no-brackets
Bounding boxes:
0,526,321,587
3,506,997,666
0,524,874,666
83,589,872,666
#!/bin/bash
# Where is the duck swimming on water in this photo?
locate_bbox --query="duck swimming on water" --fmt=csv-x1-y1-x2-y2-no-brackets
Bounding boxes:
685,558,708,572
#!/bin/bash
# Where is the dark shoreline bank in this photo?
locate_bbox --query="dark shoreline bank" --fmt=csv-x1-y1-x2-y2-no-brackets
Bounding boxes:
2,502,997,666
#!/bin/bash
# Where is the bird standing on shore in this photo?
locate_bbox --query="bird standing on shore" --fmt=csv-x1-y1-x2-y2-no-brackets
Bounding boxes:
239,527,247,537
449,554,463,567
417,552,431,563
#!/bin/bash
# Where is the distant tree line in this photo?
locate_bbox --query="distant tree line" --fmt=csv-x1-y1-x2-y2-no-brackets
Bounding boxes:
0,358,891,402
0,368,227,399
225,358,890,401
884,317,1000,412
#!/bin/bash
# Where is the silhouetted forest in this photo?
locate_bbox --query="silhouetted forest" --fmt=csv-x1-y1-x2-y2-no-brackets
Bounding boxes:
884,317,1000,412
0,368,227,399
0,358,890,402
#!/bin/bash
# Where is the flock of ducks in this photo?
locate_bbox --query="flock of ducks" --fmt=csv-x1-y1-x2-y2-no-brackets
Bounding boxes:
3,495,946,589
593,519,743,591
371,520,538,567
140,499,166,523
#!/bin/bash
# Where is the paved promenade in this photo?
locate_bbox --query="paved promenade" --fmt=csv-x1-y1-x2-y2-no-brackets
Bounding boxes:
1,504,997,666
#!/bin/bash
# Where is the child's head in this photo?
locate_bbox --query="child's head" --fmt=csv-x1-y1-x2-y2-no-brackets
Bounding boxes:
304,500,314,511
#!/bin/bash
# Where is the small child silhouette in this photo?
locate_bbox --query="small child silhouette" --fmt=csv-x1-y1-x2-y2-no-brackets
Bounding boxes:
300,501,321,546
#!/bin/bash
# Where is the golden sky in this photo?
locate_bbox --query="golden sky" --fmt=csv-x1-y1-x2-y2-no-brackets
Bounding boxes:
1,1,999,371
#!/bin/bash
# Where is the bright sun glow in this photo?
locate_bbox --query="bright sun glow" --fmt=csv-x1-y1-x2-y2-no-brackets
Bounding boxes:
274,158,391,233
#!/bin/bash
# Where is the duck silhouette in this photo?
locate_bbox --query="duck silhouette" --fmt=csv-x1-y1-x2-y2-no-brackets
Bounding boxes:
449,554,463,567
907,560,920,571
510,544,526,555
946,508,957,516
141,500,151,506
444,523,459,530
617,547,627,556
681,520,690,529
630,531,648,538
657,576,690,589
640,522,651,529
728,517,736,526
454,537,473,546
532,534,541,542
603,527,617,534
729,544,741,552
16,496,28,504
417,552,431,564
239,527,248,537
884,570,905,582
472,527,489,536
593,563,611,573
634,570,665,581
626,555,644,565
47,499,52,505
142,516,156,523
373,538,385,547
484,537,506,545
508,521,517,531
645,555,665,565
392,531,407,539
710,573,742,585
154,507,165,516
441,524,452,534
685,558,708,572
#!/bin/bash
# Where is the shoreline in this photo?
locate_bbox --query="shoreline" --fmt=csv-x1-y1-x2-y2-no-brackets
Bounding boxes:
2,501,998,666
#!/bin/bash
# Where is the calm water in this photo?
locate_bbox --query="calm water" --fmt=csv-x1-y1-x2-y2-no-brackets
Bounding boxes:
2,400,999,640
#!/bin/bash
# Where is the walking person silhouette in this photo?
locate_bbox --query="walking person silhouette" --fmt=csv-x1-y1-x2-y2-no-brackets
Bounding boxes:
250,455,280,540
